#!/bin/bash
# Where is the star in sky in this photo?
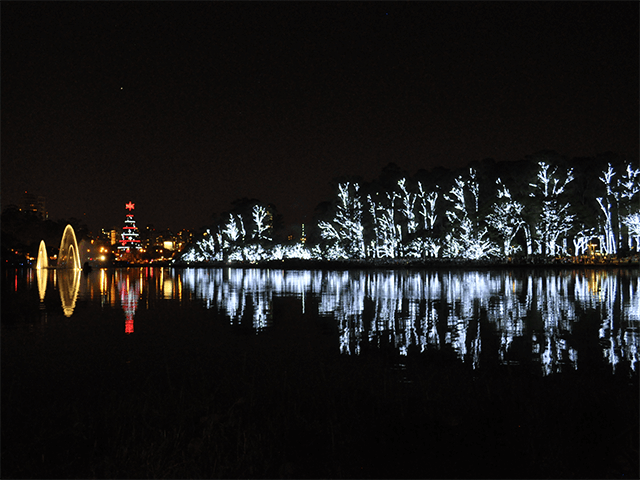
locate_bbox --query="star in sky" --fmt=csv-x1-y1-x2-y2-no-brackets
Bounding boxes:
125,201,135,211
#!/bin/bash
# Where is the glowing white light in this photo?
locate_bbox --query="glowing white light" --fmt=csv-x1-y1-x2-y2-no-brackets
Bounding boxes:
486,179,526,257
529,161,575,256
319,182,365,259
443,170,498,259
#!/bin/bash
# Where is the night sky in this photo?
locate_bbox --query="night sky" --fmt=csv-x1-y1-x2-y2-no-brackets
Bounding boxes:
2,2,638,234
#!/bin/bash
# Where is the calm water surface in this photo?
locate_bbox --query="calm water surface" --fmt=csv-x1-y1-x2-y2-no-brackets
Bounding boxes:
4,266,639,377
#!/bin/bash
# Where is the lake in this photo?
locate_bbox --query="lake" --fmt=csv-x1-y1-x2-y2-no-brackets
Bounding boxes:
2,266,639,478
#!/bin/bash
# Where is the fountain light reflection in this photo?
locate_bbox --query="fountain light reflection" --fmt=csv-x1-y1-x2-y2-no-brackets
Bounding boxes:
57,268,81,317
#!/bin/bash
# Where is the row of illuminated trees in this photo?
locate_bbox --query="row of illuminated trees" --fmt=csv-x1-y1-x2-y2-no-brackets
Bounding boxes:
179,151,639,263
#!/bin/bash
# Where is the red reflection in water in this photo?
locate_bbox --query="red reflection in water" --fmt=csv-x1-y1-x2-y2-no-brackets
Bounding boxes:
119,279,140,334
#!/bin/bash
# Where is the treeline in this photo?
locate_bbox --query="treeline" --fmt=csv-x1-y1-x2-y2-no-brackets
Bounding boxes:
181,150,639,263
0,207,90,265
311,151,639,260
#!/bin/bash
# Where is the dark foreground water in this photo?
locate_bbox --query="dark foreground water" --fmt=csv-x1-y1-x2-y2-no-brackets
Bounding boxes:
2,266,639,478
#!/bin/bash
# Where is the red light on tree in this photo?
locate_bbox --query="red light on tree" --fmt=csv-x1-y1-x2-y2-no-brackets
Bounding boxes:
125,201,135,211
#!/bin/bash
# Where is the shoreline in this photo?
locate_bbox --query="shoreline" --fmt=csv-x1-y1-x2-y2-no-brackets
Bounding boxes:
170,254,640,270
98,257,640,270
7,257,639,271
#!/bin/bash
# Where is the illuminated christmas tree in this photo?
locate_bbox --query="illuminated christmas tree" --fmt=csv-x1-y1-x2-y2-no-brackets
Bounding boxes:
118,201,141,252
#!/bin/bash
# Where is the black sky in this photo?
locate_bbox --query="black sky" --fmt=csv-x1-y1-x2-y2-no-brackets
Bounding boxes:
2,2,638,233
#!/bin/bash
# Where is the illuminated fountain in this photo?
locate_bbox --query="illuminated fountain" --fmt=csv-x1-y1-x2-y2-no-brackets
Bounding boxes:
29,225,82,315
55,225,82,315
36,240,49,301
36,240,49,269
33,225,83,316
57,224,81,270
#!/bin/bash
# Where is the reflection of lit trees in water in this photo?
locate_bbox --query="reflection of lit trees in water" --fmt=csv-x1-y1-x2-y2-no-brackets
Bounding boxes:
182,269,278,331
595,271,639,373
178,268,638,375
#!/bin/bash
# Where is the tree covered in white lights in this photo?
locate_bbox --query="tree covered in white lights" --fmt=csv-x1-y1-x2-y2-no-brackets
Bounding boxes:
221,213,245,260
596,164,618,255
318,182,365,259
623,213,640,250
590,161,640,255
180,229,223,263
407,182,441,258
180,199,279,263
486,179,526,257
398,178,418,237
418,182,438,232
617,162,640,251
367,190,401,258
252,205,273,241
443,169,498,259
176,153,639,265
572,224,598,257
398,178,442,259
529,161,575,256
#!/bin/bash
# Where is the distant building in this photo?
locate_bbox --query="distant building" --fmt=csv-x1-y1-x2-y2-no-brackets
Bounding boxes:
285,223,307,244
21,192,47,220
97,228,119,246
140,224,156,250
176,229,194,251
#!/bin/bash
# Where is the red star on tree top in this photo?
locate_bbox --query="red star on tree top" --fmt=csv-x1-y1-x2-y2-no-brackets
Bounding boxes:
125,201,135,211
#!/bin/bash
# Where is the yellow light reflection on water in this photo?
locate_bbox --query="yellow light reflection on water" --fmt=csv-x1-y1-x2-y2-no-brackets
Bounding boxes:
586,269,608,302
58,269,80,317
177,273,182,301
163,272,173,299
111,272,118,307
36,267,47,301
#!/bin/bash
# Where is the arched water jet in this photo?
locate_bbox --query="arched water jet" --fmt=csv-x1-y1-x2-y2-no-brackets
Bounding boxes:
36,240,49,269
58,225,81,270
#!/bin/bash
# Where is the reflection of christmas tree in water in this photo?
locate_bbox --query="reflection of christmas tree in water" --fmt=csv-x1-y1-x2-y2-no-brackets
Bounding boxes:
119,278,140,334
118,201,141,261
